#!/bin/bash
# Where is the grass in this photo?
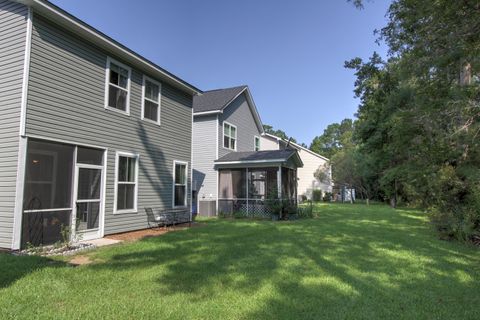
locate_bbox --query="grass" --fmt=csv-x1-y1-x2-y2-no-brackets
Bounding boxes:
1,203,479,319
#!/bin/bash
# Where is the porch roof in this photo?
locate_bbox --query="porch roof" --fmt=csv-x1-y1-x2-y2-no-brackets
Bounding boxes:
214,149,303,168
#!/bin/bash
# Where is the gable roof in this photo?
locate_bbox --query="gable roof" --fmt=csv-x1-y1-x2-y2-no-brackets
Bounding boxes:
262,133,330,161
214,149,303,168
193,85,264,133
16,0,201,96
193,86,246,113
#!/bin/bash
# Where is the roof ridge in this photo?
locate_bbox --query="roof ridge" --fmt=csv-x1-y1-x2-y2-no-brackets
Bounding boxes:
202,85,247,93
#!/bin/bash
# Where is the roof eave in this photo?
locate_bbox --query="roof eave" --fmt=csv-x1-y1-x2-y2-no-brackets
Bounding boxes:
193,110,223,117
17,0,202,96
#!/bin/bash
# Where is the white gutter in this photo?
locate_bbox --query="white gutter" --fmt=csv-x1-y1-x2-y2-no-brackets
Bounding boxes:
193,110,223,116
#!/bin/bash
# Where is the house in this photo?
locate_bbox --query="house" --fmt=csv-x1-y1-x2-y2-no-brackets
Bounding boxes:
0,0,201,250
261,133,332,200
192,86,303,216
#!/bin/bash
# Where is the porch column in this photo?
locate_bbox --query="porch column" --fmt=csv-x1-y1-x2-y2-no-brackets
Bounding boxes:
277,166,282,199
294,169,298,204
246,167,249,215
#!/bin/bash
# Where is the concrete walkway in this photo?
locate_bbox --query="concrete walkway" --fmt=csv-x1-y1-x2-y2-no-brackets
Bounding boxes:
80,238,122,247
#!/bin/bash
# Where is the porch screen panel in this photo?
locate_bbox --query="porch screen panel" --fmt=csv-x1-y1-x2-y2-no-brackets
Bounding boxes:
219,169,246,199
23,140,74,210
22,139,75,247
249,168,277,200
282,168,296,199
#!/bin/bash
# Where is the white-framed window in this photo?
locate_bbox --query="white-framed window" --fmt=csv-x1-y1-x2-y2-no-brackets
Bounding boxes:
254,136,261,151
141,75,161,124
114,152,139,214
105,57,131,115
173,160,188,207
223,122,237,150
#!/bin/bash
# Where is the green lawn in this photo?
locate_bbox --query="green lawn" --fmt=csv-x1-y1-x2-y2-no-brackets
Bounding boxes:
1,204,479,319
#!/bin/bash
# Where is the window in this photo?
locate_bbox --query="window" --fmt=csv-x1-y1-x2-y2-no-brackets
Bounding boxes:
115,152,139,213
173,161,188,207
105,57,131,114
142,76,161,124
223,122,237,150
254,136,261,151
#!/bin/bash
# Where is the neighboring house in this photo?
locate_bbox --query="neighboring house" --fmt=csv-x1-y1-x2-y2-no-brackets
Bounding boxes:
0,0,201,250
192,86,303,216
261,133,332,200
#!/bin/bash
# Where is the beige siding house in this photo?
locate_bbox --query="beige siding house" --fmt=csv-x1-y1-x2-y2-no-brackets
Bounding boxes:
261,133,332,200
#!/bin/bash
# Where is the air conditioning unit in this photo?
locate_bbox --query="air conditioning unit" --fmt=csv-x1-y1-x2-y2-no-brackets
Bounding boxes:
198,200,216,217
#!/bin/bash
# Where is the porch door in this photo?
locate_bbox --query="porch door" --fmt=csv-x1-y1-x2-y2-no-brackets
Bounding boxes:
73,164,103,240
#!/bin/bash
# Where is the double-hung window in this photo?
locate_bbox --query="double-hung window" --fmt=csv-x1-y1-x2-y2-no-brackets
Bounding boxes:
254,136,261,151
223,122,237,150
142,76,161,124
115,152,139,213
105,57,131,114
173,161,187,207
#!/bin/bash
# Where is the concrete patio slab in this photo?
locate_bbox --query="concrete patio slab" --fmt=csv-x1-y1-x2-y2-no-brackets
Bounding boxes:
80,238,122,247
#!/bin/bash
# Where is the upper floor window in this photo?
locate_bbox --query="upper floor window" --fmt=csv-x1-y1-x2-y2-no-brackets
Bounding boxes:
105,57,131,114
142,76,161,124
254,136,261,151
223,122,237,150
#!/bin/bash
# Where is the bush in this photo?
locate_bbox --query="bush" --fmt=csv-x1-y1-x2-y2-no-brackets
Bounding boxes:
300,194,308,202
297,205,314,219
323,192,333,202
312,189,323,202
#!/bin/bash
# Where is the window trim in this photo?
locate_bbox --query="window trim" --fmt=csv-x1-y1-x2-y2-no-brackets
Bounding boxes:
223,121,237,151
172,160,188,208
104,56,132,116
114,151,139,214
141,75,162,125
254,136,261,151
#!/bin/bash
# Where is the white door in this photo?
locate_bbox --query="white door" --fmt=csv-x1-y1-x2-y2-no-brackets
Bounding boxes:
73,164,104,240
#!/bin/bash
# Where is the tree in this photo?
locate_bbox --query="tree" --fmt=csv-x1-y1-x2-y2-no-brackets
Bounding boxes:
345,0,480,241
263,124,298,144
309,118,354,159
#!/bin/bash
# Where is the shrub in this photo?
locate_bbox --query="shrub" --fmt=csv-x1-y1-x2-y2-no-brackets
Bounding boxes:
323,192,333,202
312,189,323,202
297,205,314,219
300,194,308,202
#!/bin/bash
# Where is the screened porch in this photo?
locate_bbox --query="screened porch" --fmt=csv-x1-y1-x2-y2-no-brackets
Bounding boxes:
214,149,303,217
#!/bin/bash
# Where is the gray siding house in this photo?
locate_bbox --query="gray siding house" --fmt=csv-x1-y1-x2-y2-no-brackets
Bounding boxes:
0,0,201,250
192,86,303,216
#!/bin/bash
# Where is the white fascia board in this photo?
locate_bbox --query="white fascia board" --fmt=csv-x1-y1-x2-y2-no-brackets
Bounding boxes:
214,159,286,165
193,110,223,117
242,87,264,134
262,133,329,161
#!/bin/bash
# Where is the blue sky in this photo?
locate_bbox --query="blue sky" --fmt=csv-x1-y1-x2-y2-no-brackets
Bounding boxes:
51,0,391,145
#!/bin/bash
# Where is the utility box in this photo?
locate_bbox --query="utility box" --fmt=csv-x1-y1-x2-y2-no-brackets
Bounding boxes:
198,200,216,217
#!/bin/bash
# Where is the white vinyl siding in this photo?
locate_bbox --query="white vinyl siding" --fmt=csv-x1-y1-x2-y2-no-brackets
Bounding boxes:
0,0,28,249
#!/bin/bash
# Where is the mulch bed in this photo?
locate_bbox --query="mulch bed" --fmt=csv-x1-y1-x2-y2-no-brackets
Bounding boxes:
105,222,205,242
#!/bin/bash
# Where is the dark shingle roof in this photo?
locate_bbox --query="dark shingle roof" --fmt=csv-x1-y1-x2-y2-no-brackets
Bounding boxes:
193,85,247,113
215,149,297,163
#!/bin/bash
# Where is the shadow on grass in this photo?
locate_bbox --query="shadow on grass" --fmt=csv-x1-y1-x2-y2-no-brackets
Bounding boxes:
2,204,479,318
84,204,480,318
0,253,69,289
